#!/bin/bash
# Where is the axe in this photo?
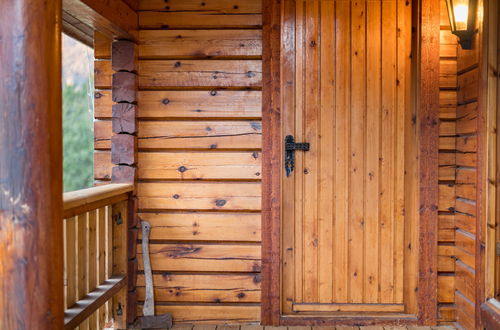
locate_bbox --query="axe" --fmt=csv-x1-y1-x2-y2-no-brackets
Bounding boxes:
130,221,172,329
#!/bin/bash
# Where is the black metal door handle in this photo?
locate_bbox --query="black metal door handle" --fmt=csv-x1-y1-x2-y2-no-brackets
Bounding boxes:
285,135,310,177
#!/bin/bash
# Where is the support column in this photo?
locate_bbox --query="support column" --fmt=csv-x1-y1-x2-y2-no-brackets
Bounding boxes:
0,0,64,329
111,39,138,326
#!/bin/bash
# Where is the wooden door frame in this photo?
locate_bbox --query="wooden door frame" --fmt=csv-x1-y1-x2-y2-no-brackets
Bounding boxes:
261,0,439,325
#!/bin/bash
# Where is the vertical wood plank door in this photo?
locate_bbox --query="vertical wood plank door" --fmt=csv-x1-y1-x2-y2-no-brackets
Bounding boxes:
281,0,416,316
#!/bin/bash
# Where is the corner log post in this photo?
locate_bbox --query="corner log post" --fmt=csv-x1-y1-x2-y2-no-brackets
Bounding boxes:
417,0,440,324
0,0,64,329
111,39,139,326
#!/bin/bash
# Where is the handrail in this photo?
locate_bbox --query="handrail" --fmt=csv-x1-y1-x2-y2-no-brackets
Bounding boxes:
63,183,133,219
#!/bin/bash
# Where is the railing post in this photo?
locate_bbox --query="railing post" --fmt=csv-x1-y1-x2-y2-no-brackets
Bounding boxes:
0,0,64,329
112,198,129,329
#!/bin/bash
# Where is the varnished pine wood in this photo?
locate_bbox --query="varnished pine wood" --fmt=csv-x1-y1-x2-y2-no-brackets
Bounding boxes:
64,276,127,330
280,0,414,320
62,0,137,40
63,184,133,218
138,152,261,180
137,182,261,211
137,243,261,272
0,1,64,328
139,12,262,29
139,30,262,59
136,273,261,303
138,60,262,88
417,0,441,323
137,121,262,150
138,212,261,242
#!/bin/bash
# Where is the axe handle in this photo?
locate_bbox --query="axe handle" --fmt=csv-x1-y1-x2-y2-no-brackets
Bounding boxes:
141,221,155,316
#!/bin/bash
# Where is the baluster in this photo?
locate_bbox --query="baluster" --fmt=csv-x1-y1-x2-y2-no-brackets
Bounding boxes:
88,210,97,330
65,217,77,309
112,200,128,328
98,207,107,328
77,213,89,330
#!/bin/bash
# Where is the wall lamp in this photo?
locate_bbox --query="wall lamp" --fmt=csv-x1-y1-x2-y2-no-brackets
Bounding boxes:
445,0,478,49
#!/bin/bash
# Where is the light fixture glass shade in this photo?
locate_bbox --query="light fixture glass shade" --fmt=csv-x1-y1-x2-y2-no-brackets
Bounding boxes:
445,0,477,49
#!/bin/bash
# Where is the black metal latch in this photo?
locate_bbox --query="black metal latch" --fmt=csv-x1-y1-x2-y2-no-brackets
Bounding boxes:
285,135,310,177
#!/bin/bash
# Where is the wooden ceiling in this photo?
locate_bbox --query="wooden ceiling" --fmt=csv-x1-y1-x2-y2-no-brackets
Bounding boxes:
62,0,138,45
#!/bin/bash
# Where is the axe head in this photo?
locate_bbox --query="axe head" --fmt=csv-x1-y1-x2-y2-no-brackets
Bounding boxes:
130,313,172,329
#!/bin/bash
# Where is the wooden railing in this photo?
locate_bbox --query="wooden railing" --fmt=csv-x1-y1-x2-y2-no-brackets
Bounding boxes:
63,184,133,330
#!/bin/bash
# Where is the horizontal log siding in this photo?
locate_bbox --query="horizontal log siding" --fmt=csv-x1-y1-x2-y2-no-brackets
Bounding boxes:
438,0,458,325
454,2,482,327
134,0,261,323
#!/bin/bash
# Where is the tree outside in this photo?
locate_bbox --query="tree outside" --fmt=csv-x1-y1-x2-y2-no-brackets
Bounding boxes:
62,35,94,192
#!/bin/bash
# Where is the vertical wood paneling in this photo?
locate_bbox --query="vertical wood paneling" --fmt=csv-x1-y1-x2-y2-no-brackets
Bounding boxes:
282,0,412,313
294,0,305,304
318,0,335,304
380,0,397,303
349,0,366,303
365,0,381,304
333,0,350,304
281,0,296,315
395,0,412,305
302,0,320,302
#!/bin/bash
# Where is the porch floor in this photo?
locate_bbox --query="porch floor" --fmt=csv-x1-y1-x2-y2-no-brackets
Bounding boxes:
170,325,457,330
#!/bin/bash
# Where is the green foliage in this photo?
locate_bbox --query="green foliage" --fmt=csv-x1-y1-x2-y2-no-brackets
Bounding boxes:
63,81,94,192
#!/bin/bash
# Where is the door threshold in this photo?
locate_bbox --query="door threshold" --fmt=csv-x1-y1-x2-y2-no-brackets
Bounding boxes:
280,313,419,326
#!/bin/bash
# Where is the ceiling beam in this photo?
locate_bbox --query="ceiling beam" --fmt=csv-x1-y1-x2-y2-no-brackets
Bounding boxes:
63,0,137,41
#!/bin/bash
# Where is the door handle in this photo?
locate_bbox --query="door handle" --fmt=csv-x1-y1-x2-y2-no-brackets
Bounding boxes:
285,135,310,177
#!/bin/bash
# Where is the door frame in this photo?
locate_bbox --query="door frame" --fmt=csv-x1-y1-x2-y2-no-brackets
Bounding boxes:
261,0,439,326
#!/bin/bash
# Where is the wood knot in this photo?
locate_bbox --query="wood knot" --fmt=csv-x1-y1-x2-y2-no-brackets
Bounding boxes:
233,5,239,9
215,199,227,207
250,122,261,130
310,40,316,47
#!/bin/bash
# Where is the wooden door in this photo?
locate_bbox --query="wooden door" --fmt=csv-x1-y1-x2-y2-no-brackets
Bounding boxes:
281,0,416,315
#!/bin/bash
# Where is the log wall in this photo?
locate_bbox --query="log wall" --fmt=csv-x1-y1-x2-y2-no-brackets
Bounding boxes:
95,0,263,323
438,0,458,325
454,2,483,329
